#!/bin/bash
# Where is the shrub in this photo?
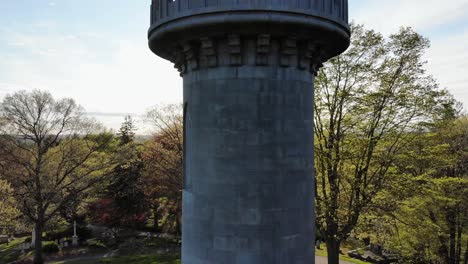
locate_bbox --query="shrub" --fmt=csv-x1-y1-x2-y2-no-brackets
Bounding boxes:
144,237,180,248
118,238,146,254
42,241,59,254
45,225,93,241
86,238,107,249
24,236,47,244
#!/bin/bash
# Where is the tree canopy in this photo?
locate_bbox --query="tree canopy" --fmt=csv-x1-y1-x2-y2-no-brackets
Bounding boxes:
314,24,460,264
0,90,117,264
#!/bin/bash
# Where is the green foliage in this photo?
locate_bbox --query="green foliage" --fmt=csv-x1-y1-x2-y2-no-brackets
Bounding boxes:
0,179,20,232
86,238,107,250
375,177,468,263
142,105,183,235
0,90,119,263
117,116,137,146
0,237,27,263
314,23,461,263
100,117,148,228
357,117,468,264
315,247,372,264
108,159,147,218
44,224,93,242
42,241,59,254
144,237,180,248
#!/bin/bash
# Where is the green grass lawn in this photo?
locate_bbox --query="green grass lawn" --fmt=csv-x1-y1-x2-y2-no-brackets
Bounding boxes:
51,255,180,264
315,247,371,264
99,255,181,264
0,237,27,264
52,252,369,264
5,240,369,264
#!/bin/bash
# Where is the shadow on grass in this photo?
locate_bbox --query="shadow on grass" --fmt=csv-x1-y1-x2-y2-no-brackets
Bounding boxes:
50,254,180,264
315,246,372,264
0,237,27,263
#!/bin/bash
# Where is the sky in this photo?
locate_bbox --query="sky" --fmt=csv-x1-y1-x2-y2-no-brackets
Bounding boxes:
0,0,467,132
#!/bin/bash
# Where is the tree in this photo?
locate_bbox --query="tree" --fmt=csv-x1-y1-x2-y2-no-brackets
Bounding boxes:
361,117,468,264
141,104,183,235
0,179,20,234
0,90,116,264
117,115,136,146
313,25,455,263
95,116,148,230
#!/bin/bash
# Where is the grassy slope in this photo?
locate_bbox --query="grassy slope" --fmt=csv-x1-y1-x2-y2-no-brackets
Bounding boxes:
0,237,27,264
2,243,372,264
51,255,181,264
53,252,370,264
315,247,371,264
42,242,370,264
100,255,181,264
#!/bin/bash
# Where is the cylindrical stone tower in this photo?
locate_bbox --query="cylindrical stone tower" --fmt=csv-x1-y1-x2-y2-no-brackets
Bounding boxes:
148,1,349,263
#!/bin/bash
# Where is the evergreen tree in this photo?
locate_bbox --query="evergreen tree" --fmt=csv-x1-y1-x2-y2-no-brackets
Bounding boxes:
103,116,148,229
117,115,136,145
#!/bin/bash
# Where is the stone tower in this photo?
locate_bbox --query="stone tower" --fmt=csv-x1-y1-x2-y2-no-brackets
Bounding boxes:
148,1,350,263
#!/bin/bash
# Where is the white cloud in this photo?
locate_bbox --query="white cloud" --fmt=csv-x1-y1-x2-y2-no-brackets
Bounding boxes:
0,82,30,97
0,29,182,127
85,112,152,134
425,30,468,106
0,1,467,132
351,0,468,109
352,0,468,35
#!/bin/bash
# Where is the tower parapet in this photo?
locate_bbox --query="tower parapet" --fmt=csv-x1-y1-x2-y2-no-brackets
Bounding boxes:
149,0,349,75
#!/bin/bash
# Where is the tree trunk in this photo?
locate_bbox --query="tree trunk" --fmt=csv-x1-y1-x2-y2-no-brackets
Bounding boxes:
448,211,456,264
33,221,43,264
175,212,182,236
455,209,462,264
326,237,341,264
431,210,450,263
463,240,468,264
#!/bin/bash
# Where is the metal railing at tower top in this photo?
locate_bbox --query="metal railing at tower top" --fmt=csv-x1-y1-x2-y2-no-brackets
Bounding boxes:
150,0,348,29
